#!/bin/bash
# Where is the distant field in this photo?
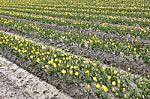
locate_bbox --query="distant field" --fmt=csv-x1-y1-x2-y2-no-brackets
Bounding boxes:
0,0,149,99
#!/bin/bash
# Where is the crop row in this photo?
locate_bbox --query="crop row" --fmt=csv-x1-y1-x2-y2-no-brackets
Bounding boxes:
0,6,149,28
1,0,146,7
1,1,149,13
1,4,150,19
0,10,149,39
0,32,149,99
0,17,149,63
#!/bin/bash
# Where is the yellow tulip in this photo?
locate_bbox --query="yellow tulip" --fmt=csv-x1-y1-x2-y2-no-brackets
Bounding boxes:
112,81,116,86
30,55,33,59
114,70,118,74
53,63,57,68
61,69,66,75
87,84,91,90
117,80,121,84
93,77,97,82
102,85,108,92
112,87,115,92
123,88,126,92
75,71,79,76
95,84,100,89
36,58,40,63
85,70,89,75
108,76,111,80
128,68,131,71
69,70,73,75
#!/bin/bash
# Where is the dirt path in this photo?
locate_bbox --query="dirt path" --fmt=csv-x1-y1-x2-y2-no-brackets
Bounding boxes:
0,55,73,99
0,73,32,99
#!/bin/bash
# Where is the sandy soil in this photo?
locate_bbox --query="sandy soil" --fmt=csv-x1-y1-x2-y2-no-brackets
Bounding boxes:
0,55,73,99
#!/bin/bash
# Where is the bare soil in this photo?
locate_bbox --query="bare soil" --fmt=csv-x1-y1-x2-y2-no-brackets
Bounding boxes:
0,55,73,99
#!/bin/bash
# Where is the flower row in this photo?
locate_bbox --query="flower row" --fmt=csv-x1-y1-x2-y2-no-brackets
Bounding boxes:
0,17,149,63
0,6,149,28
0,32,149,98
1,3,149,19
0,10,149,39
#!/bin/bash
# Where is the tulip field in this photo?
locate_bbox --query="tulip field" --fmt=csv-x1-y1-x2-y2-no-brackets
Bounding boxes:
0,0,149,99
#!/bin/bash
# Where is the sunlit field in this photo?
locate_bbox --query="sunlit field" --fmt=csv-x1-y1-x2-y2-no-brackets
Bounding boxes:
0,0,149,98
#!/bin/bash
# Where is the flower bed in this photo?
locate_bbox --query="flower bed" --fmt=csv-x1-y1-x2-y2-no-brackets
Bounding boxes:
0,32,149,98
